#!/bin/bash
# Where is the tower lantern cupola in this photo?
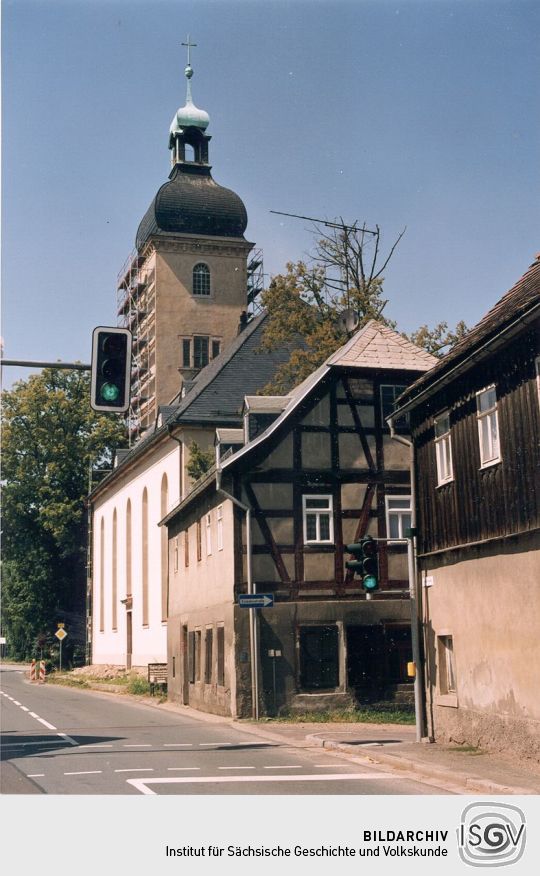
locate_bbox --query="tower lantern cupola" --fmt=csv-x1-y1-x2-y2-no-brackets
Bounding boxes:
169,36,211,167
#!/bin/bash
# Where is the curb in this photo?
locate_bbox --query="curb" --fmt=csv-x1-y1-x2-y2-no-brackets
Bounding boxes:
305,736,537,795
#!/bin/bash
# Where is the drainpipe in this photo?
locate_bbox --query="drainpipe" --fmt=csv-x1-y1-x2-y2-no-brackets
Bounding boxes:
216,467,259,721
388,418,427,743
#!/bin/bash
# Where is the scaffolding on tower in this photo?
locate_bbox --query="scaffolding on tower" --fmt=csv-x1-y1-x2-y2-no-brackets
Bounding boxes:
247,248,265,317
116,250,156,444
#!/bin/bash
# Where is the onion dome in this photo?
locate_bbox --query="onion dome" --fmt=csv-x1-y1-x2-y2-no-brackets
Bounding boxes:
169,63,210,134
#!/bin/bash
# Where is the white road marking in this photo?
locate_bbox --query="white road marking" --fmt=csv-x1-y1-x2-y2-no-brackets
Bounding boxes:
167,767,201,771
218,766,255,770
57,732,78,746
64,770,103,776
114,768,154,773
79,743,114,749
199,742,232,746
27,774,45,778
263,765,302,770
13,700,21,706
36,717,57,730
163,743,193,747
128,773,409,795
20,706,29,712
124,744,152,747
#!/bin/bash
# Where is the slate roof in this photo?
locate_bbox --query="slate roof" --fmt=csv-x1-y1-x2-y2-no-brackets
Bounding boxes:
136,164,248,250
395,256,540,412
328,320,438,371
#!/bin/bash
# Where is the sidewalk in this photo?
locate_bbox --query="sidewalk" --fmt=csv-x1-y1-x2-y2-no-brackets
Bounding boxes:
228,718,540,795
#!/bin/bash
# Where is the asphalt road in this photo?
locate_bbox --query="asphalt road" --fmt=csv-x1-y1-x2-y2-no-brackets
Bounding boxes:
1,664,447,796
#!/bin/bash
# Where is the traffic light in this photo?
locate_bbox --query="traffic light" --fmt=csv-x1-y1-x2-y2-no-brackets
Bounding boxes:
346,536,379,592
91,327,132,412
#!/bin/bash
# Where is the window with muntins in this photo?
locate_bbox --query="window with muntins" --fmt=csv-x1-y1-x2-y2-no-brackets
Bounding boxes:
380,384,409,428
434,412,453,485
217,626,225,686
302,495,334,544
206,513,212,556
476,386,501,467
193,336,209,369
193,263,210,296
385,496,412,541
205,628,213,683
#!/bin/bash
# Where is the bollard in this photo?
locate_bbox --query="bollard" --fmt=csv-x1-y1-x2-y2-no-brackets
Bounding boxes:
39,661,46,684
30,660,37,682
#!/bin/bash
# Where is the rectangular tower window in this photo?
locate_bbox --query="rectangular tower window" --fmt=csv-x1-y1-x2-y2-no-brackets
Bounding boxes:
182,339,191,368
211,339,221,360
194,336,209,369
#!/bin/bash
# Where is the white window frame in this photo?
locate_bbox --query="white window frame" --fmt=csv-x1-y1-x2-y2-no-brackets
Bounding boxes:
434,411,453,486
438,634,457,694
192,262,211,296
302,494,334,545
476,385,501,468
385,495,412,542
217,505,223,551
205,512,212,556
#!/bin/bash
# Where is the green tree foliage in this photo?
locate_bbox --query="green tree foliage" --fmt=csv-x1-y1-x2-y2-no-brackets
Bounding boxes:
403,320,469,357
260,223,467,392
1,368,127,659
186,440,215,482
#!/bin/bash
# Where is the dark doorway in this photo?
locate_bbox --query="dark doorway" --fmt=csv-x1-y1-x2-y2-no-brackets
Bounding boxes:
299,625,339,690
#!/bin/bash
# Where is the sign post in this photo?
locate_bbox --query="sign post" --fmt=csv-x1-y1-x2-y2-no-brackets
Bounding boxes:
55,625,68,672
238,593,274,609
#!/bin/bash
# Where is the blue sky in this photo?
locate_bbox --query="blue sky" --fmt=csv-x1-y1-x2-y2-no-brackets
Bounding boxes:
2,0,539,388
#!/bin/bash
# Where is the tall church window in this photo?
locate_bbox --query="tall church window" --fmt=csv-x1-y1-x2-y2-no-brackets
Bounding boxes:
160,474,169,622
112,509,118,631
99,518,105,632
142,488,149,627
125,499,132,597
193,263,211,296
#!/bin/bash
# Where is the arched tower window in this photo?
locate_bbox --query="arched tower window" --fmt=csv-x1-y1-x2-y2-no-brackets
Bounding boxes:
142,488,149,627
161,474,169,622
193,263,210,296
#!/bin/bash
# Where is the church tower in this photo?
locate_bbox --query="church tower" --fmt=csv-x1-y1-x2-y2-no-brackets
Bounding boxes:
117,40,254,439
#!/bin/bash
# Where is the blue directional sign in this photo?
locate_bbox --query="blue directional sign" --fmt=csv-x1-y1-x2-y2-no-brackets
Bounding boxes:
238,593,274,609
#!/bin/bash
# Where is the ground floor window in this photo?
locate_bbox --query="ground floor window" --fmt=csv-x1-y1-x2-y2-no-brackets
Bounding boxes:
217,626,225,686
205,628,213,683
299,625,339,690
438,634,456,694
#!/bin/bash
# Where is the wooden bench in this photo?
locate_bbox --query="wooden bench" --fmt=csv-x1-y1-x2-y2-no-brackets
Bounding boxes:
147,662,168,695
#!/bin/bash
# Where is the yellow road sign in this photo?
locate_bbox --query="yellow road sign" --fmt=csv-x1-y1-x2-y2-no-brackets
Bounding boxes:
55,628,68,641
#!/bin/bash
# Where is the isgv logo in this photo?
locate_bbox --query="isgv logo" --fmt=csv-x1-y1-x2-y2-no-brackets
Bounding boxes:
458,802,526,867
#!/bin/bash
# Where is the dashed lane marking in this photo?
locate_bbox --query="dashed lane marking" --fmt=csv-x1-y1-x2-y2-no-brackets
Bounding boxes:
123,744,152,748
167,767,200,771
218,766,255,770
127,773,411,795
27,774,45,778
263,765,302,770
114,768,154,773
64,770,103,776
163,743,193,747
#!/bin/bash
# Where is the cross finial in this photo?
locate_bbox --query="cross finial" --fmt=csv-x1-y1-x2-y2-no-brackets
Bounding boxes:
182,35,197,67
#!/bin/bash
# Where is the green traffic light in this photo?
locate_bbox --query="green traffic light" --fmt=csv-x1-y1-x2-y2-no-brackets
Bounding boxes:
363,574,378,591
100,382,120,402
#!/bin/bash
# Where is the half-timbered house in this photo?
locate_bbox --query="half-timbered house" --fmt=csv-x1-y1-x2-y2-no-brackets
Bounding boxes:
161,321,437,717
392,256,540,758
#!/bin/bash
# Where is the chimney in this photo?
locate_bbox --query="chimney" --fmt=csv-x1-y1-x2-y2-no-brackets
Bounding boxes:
237,310,248,334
